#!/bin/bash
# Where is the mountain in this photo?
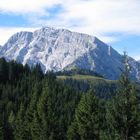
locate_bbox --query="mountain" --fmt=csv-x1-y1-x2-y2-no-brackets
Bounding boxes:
0,27,140,81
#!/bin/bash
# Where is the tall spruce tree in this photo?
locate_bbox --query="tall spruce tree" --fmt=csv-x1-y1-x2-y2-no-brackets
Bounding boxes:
30,111,42,140
107,52,140,140
37,82,59,140
67,91,100,140
14,103,29,140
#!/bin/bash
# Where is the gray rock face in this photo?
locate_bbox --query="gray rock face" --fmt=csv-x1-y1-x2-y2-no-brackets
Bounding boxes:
0,27,140,80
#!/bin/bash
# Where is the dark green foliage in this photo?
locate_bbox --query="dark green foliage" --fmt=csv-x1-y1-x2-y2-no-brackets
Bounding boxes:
13,104,28,140
106,53,140,140
0,58,8,84
67,91,100,140
30,112,42,140
0,57,140,140
61,78,118,99
0,113,4,140
0,58,81,140
35,79,81,140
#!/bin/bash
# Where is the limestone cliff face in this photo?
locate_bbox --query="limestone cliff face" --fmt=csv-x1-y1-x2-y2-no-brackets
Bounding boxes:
0,27,140,80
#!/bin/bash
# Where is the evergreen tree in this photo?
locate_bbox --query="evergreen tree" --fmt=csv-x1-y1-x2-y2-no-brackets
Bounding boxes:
32,64,43,80
0,114,4,140
8,111,15,140
1,56,140,140
25,91,38,131
0,125,4,140
0,58,8,84
30,111,42,140
67,91,100,140
107,52,140,140
37,82,60,140
14,103,29,140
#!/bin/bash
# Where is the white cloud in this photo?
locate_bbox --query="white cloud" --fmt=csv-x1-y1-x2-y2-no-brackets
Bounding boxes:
0,0,140,44
59,0,140,35
0,0,63,15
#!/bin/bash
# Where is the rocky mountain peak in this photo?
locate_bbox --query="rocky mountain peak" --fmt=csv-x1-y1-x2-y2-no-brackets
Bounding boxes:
0,27,140,81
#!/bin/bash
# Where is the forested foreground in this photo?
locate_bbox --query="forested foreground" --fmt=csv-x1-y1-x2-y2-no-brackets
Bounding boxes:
0,57,140,140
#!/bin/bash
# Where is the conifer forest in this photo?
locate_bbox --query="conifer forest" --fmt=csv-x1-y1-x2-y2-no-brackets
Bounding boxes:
0,55,140,140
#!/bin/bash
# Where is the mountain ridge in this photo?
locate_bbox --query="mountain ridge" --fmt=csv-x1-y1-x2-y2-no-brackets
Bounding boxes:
0,27,140,81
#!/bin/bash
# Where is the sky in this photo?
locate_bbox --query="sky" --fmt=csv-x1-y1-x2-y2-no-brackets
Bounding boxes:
0,0,140,60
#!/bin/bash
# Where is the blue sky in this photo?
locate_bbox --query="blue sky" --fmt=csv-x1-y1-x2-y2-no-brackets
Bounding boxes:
0,0,140,60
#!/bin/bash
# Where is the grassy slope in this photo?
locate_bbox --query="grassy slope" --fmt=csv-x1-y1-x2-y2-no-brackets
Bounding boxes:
57,74,140,99
57,74,116,84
